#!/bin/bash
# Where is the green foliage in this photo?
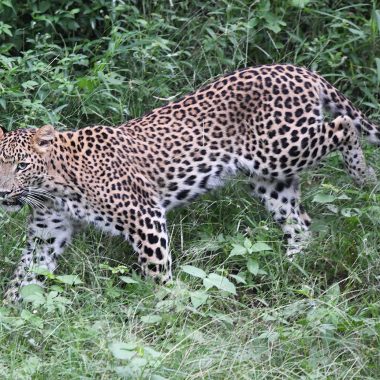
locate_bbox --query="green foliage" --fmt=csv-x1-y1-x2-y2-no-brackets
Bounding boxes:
109,341,163,378
0,0,377,130
0,0,380,379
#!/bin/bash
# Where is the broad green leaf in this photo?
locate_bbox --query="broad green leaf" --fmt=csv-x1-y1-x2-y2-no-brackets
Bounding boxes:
251,242,272,252
0,0,13,9
30,266,55,279
247,258,259,275
109,342,137,360
50,285,64,293
229,273,247,284
341,208,361,217
326,204,338,214
203,273,236,295
120,276,139,284
190,291,209,309
105,73,125,85
77,77,97,91
141,315,162,324
348,28,365,38
181,265,207,279
229,244,247,256
20,285,45,305
243,238,252,249
21,80,39,90
39,1,51,12
263,13,286,33
312,193,337,204
20,284,44,298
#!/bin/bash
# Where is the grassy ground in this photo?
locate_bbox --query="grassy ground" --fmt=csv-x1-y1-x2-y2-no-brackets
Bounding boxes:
0,1,380,379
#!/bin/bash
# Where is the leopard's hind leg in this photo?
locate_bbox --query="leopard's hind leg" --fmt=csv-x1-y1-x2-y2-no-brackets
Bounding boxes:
250,176,311,257
249,116,376,258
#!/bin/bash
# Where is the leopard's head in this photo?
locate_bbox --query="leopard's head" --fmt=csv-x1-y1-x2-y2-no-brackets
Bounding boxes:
0,125,55,212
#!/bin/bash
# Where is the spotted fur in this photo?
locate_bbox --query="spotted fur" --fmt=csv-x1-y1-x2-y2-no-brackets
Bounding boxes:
0,64,377,302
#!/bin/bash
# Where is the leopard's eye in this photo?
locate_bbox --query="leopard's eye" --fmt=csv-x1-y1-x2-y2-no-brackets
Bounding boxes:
16,162,29,171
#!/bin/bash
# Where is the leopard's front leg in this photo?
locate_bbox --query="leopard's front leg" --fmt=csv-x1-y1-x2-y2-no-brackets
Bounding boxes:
4,208,74,303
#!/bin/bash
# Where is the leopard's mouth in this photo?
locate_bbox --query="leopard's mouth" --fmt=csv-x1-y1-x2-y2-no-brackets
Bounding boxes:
0,196,24,212
2,198,23,207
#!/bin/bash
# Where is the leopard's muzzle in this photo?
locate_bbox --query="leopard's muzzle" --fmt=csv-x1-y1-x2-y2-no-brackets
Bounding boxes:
0,191,24,212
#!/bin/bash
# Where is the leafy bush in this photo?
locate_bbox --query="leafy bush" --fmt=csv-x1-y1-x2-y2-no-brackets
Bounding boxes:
0,0,377,130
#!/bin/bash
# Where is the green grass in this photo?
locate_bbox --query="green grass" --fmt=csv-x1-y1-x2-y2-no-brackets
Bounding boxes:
1,1,380,379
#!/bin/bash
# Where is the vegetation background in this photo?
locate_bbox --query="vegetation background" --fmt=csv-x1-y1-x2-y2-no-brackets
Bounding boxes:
0,0,379,378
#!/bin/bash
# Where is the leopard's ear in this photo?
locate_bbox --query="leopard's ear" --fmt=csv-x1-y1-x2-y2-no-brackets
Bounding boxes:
33,124,55,153
0,125,6,140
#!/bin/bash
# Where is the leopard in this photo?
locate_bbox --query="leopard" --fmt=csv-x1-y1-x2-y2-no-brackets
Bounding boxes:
0,64,378,302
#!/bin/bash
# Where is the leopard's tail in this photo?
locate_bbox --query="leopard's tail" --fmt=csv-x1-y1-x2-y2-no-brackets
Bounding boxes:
319,77,380,145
